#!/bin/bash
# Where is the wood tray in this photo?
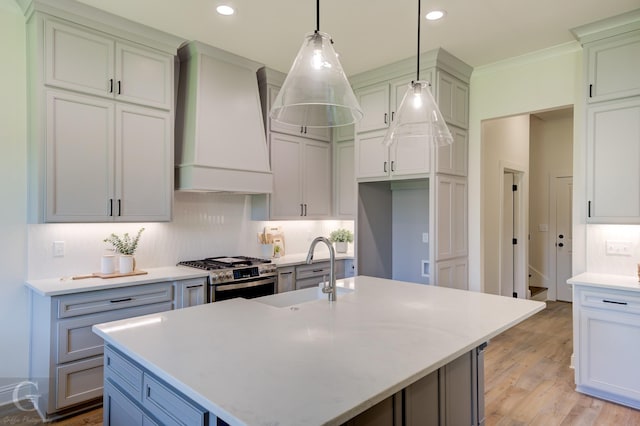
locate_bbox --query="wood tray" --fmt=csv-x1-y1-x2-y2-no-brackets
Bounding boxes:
72,270,148,280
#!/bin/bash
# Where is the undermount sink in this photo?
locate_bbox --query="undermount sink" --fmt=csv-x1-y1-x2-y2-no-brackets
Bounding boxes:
255,285,354,308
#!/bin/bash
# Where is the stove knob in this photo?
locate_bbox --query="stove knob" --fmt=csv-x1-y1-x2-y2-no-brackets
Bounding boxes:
225,271,233,279
210,273,219,282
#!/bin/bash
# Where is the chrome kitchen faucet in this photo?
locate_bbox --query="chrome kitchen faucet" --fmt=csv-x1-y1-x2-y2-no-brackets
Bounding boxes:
305,237,337,302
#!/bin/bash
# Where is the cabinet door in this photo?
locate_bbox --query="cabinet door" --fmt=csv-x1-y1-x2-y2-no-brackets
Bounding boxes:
436,126,468,176
270,133,304,218
390,136,431,177
268,84,331,141
56,355,104,409
45,18,114,98
436,175,467,259
355,131,389,180
389,75,413,122
277,266,295,293
437,70,469,129
115,42,173,110
586,31,640,103
115,104,172,222
104,380,146,426
303,140,332,218
587,98,640,222
175,278,207,308
45,90,115,222
578,306,640,403
334,124,355,142
335,141,356,217
356,83,390,133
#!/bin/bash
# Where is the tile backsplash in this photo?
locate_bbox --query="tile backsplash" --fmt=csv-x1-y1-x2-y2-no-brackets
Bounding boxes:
587,224,640,277
28,192,353,279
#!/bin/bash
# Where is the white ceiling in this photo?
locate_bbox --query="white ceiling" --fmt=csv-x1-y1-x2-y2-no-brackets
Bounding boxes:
76,0,640,76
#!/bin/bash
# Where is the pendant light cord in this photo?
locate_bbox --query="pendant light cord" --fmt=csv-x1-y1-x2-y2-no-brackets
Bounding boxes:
416,0,421,81
316,0,320,33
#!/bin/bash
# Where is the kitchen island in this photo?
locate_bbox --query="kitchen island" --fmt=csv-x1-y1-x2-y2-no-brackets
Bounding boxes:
93,276,544,425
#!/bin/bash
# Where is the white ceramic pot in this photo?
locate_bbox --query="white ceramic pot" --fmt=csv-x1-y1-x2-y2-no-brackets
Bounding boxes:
101,255,116,274
119,255,135,274
260,244,274,259
335,242,348,253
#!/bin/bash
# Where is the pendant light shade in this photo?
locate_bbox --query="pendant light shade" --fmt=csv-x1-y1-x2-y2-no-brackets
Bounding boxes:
382,80,453,147
383,0,453,147
270,3,362,128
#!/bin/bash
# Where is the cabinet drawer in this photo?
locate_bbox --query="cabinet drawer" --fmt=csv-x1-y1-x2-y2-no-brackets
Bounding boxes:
104,345,144,403
142,374,207,426
579,289,640,315
56,355,103,409
296,261,331,279
57,283,173,318
57,301,172,363
296,277,325,290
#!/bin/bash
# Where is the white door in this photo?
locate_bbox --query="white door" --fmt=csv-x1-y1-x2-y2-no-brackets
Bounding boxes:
501,172,515,298
556,177,573,302
270,133,303,219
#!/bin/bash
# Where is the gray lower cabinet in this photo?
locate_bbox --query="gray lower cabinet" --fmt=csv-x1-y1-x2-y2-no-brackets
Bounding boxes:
104,345,209,426
277,266,295,293
103,344,485,426
29,279,205,420
295,259,351,290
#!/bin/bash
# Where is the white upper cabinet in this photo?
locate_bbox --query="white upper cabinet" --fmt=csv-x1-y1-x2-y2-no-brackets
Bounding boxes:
355,83,390,133
45,18,173,110
25,2,181,223
268,133,331,219
586,30,640,103
334,140,356,218
436,70,469,129
355,130,431,181
436,126,468,176
435,175,468,260
586,98,640,223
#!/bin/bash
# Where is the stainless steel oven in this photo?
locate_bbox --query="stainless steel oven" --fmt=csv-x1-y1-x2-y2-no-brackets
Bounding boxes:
178,256,277,302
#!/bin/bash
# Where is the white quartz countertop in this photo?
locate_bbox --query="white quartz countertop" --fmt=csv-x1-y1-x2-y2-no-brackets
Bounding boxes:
93,276,544,426
568,272,640,293
25,266,209,296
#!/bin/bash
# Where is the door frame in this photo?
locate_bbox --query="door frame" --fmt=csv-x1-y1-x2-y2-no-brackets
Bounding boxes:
498,161,528,299
549,171,573,301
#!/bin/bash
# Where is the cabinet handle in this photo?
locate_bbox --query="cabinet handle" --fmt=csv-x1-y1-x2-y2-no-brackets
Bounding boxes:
588,201,591,218
391,111,395,121
589,84,593,98
603,299,628,306
186,285,203,289
313,269,324,273
109,79,114,93
109,198,113,216
304,203,308,216
281,272,292,275
118,199,122,216
384,161,388,173
391,160,395,172
146,386,151,398
384,113,388,124
117,81,121,95
110,297,133,303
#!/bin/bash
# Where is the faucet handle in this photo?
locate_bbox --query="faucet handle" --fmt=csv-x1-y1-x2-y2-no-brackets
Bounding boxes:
321,275,332,293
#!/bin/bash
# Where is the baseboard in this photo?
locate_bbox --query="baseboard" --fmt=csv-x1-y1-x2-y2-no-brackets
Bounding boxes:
0,382,19,407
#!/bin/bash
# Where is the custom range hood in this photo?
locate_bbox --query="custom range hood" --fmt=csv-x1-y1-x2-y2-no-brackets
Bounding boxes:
175,41,272,193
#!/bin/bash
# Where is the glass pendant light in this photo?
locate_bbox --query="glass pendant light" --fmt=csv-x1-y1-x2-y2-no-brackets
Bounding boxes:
270,0,363,128
382,0,453,147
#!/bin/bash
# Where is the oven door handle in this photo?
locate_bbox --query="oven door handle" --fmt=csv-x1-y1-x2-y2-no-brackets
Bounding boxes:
215,277,276,292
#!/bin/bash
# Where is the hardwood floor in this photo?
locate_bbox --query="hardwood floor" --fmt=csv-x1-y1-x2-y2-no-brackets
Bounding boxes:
485,301,640,425
2,301,638,425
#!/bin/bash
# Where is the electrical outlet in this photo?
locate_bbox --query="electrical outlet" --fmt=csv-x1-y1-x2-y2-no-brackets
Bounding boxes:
422,233,429,243
53,241,65,257
605,240,632,256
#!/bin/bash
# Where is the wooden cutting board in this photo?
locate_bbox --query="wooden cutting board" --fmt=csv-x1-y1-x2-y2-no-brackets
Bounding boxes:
72,270,148,280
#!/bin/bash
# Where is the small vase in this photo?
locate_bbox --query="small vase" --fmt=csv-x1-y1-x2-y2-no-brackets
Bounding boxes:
119,255,135,274
335,242,348,253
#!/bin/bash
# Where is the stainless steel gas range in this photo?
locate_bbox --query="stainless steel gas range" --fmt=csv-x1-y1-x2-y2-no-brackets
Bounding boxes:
178,256,277,302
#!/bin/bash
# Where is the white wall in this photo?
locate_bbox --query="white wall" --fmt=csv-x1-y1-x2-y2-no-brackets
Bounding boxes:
469,42,584,292
0,0,29,396
481,115,530,295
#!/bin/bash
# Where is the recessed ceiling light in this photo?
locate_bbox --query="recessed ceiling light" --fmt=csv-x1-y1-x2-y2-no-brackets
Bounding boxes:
425,10,445,21
216,5,235,16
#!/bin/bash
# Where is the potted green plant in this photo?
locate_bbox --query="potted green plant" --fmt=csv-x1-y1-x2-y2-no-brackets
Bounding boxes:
329,228,353,253
104,228,145,273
